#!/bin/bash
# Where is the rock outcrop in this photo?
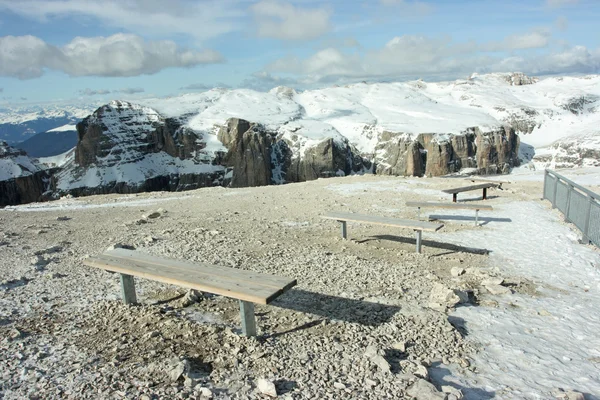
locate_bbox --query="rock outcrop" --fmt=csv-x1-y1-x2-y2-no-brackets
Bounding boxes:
0,141,49,207
375,126,519,176
51,101,226,197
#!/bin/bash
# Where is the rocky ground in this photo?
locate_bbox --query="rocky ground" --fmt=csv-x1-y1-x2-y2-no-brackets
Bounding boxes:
0,174,583,399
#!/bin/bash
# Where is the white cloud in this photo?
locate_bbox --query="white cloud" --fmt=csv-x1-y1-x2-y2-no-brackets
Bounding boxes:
117,87,145,94
78,88,111,96
546,0,578,7
0,0,243,42
485,30,551,51
0,34,223,79
262,34,600,85
251,0,331,40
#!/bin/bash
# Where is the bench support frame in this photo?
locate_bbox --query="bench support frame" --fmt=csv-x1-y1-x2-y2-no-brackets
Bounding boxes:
239,300,257,337
120,273,137,305
415,230,422,254
339,220,347,239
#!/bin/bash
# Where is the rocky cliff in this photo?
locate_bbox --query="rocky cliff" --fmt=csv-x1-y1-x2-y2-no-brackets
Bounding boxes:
374,126,519,176
50,100,226,198
0,141,49,207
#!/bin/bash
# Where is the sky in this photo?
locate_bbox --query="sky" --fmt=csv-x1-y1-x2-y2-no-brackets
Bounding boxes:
0,0,598,105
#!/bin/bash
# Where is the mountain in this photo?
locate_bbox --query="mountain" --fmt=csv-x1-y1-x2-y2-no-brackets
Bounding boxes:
0,140,49,206
0,103,97,144
1,72,599,206
16,124,78,158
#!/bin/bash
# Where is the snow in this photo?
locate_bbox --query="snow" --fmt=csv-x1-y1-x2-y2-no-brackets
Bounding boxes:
37,148,74,169
318,168,600,398
56,152,225,191
0,154,41,181
430,198,600,399
47,124,76,132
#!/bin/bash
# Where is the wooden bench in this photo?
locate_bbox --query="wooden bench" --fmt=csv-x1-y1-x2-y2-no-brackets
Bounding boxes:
442,183,499,202
83,248,297,337
405,201,493,226
321,212,444,253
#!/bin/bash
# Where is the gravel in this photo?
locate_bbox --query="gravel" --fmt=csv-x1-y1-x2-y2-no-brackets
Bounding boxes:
0,174,544,399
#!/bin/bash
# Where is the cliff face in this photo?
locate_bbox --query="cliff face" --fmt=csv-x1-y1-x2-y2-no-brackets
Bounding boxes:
52,100,226,197
0,141,49,207
374,126,519,177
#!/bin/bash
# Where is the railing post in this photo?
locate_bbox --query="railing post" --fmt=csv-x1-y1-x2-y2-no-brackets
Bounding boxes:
552,173,558,209
543,169,548,200
583,196,593,244
564,184,573,222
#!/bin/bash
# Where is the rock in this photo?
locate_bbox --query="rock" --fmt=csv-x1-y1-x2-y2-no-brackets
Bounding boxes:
451,267,465,277
552,388,585,400
485,284,511,295
56,216,71,221
406,379,445,399
198,387,213,398
179,289,202,307
333,382,346,390
414,365,429,379
167,360,189,382
392,342,406,352
371,355,391,373
428,283,469,309
30,255,50,270
144,212,161,219
364,345,379,359
8,328,23,340
257,378,277,398
481,277,504,286
106,243,135,251
442,385,463,399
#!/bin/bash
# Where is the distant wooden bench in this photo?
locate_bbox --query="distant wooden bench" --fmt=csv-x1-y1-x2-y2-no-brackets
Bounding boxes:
83,248,297,337
406,201,493,226
321,212,443,253
442,183,499,202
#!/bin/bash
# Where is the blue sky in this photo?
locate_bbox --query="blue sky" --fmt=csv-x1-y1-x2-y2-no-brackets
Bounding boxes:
0,0,598,104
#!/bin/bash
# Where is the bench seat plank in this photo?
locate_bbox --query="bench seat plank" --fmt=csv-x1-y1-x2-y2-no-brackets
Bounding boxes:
406,201,493,210
84,249,296,305
322,212,443,232
442,183,498,194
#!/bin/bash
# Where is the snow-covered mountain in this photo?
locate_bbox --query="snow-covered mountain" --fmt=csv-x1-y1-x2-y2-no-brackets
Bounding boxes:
1,72,599,206
0,141,49,206
0,103,97,144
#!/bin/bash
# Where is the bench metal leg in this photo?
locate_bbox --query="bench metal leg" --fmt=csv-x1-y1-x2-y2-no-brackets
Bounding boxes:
415,230,422,254
120,273,137,305
483,188,487,200
452,193,457,203
475,209,479,226
239,300,257,337
338,220,347,239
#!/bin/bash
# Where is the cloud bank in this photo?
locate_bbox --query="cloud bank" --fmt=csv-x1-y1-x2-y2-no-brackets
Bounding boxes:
0,34,223,79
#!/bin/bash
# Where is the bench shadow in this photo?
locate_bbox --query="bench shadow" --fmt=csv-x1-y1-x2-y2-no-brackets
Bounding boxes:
363,235,491,256
270,289,401,327
457,195,499,202
429,214,512,226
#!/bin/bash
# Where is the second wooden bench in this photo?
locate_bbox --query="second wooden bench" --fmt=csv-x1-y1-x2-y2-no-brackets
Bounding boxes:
322,212,444,253
406,201,493,226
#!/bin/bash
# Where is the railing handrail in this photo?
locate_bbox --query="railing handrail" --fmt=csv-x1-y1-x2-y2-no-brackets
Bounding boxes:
545,169,600,202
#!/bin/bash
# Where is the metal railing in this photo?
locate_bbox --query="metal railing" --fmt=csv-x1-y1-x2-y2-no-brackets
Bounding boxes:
543,169,600,247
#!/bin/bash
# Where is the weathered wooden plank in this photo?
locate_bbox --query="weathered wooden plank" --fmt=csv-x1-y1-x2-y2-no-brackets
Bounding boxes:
406,201,493,210
84,254,296,305
442,183,498,194
322,212,443,232
103,248,295,291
